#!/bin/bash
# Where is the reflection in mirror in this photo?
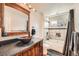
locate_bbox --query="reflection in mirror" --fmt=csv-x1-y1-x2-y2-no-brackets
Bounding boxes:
3,5,29,36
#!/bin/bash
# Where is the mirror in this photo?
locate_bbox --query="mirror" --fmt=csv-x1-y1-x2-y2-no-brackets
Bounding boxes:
2,4,30,36
49,12,69,28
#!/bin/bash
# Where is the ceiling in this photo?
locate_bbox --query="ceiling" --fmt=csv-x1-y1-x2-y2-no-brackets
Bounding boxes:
30,3,75,16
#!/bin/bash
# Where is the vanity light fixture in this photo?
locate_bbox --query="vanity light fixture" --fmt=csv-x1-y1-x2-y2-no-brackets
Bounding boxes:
24,3,36,12
27,3,32,9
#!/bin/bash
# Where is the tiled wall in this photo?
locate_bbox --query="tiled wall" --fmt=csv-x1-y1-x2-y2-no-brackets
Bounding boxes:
48,29,67,41
45,29,67,53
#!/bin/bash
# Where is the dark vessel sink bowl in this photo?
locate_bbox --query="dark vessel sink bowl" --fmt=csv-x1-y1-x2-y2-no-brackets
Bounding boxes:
0,37,31,47
16,37,31,44
15,37,32,47
19,38,31,44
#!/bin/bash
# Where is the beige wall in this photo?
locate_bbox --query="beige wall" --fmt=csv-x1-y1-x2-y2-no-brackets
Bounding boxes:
30,11,44,37
74,4,79,32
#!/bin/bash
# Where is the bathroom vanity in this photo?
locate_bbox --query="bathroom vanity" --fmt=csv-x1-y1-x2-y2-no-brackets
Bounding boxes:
16,38,43,56
0,37,43,56
0,3,43,56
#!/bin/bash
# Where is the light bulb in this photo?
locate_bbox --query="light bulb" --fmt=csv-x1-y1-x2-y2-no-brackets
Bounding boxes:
28,4,32,9
32,8,36,12
23,3,26,4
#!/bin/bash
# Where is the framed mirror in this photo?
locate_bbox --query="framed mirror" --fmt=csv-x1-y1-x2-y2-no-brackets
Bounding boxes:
2,3,30,36
49,12,69,28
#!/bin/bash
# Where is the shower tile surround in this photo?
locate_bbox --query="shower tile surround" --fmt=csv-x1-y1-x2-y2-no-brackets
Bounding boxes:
44,28,67,53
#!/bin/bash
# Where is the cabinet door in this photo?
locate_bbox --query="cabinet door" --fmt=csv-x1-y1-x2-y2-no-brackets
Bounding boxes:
16,52,23,56
39,41,43,56
34,43,40,56
16,41,43,56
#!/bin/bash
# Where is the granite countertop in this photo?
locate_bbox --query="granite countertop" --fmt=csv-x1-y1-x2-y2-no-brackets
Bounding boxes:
0,35,29,41
0,37,43,56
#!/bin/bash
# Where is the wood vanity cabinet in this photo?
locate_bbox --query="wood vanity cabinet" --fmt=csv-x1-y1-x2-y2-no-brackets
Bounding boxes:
16,40,43,56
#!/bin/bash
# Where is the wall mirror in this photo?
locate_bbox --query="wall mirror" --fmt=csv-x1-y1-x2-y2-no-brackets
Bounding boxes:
49,12,69,28
2,3,30,36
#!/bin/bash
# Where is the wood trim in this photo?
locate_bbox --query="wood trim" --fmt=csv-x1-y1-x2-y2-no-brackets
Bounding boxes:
7,32,28,36
0,4,4,36
5,3,30,15
1,3,30,36
28,13,30,36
